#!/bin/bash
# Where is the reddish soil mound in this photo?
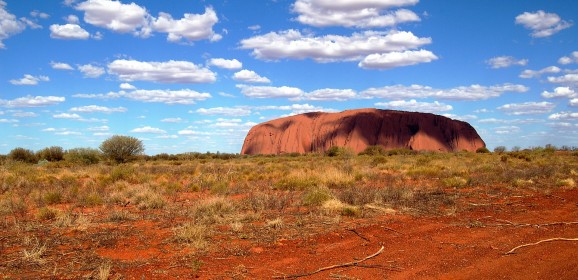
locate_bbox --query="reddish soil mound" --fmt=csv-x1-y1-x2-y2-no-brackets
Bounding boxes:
241,108,486,155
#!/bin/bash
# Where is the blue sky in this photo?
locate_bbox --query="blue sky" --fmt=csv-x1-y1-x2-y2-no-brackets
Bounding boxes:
1,0,577,154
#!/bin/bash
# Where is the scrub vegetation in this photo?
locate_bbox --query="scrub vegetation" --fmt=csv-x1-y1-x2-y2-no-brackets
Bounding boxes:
0,141,577,278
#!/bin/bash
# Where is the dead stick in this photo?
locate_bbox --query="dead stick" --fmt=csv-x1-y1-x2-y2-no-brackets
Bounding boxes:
273,246,385,279
505,238,578,255
347,229,370,242
383,227,404,235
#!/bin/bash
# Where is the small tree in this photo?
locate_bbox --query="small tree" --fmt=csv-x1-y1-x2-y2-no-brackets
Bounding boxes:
8,147,37,163
37,146,64,162
476,147,490,154
493,146,507,154
99,135,144,163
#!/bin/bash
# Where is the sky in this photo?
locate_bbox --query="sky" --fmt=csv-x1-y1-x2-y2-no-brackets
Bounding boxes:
1,0,577,154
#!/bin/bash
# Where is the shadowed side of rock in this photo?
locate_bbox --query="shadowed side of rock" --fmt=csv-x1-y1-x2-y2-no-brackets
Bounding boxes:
241,108,486,155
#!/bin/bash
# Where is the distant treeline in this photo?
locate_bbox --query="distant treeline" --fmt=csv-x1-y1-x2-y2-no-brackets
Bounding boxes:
0,144,576,166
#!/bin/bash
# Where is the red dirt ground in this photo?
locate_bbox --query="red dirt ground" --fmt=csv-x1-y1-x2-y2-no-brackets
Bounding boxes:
115,188,578,279
2,188,577,279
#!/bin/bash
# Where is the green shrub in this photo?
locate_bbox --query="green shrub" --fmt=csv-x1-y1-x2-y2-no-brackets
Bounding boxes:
36,146,64,162
64,148,101,165
303,187,332,206
476,147,490,154
359,145,386,156
8,147,37,163
325,146,354,157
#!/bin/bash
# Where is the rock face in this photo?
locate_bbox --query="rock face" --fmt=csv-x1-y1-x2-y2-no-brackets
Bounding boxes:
241,108,486,155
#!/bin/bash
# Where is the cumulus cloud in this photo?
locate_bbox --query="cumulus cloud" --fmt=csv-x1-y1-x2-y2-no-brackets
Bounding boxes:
238,85,305,98
257,103,336,115
87,125,109,132
160,117,184,123
119,82,136,90
51,61,74,70
547,73,578,84
125,89,211,105
541,87,577,99
548,112,578,121
130,126,167,134
298,88,357,101
233,70,271,83
73,89,212,105
293,0,419,28
78,64,105,78
558,51,578,65
519,66,560,79
70,105,127,113
375,99,453,113
9,74,49,85
240,30,432,63
208,58,242,70
362,83,528,101
0,95,65,107
196,107,252,116
515,10,572,38
151,7,219,43
497,101,555,115
486,56,528,69
75,0,150,35
108,59,216,83
75,0,219,42
359,49,437,69
0,1,27,48
53,113,82,119
570,98,578,107
49,23,90,39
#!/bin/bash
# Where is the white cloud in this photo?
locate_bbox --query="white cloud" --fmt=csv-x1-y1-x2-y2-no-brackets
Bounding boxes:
359,49,438,69
9,74,50,85
375,99,453,113
239,85,305,98
70,105,127,113
0,96,65,107
362,83,528,101
541,87,577,99
87,125,109,131
151,7,219,43
53,113,82,119
66,14,79,24
124,89,211,105
519,66,560,79
515,10,572,38
196,107,252,116
208,58,242,70
486,56,528,69
119,82,136,90
293,0,419,28
108,59,216,83
547,73,578,84
0,1,27,48
75,0,149,35
494,126,521,135
299,88,357,101
51,61,74,70
0,118,18,123
160,117,184,123
256,103,335,115
248,25,260,31
49,23,90,39
30,10,50,19
233,70,271,83
558,51,578,65
130,126,167,134
78,64,105,78
570,98,578,107
11,111,38,117
548,112,578,121
497,102,555,115
240,30,432,63
56,130,82,136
